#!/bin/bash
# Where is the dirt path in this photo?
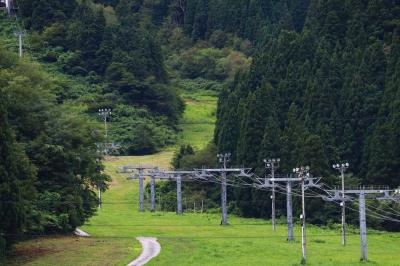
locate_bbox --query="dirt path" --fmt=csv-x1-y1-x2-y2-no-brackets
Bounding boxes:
127,237,161,266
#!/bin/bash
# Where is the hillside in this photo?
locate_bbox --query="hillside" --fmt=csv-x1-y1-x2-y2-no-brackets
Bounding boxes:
1,0,400,264
212,0,400,230
4,0,252,155
7,154,400,265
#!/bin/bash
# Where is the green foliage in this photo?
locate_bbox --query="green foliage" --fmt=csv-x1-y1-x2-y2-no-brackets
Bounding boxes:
15,0,185,154
18,0,76,31
0,47,110,253
173,46,251,81
177,142,218,169
214,0,400,230
172,144,195,169
182,0,310,41
109,105,178,155
10,0,400,238
0,84,37,253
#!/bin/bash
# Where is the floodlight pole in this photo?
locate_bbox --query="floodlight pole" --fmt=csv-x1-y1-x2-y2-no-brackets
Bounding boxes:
293,166,310,264
286,180,294,241
98,109,111,139
301,172,307,263
13,31,24,58
98,109,111,154
333,162,349,246
264,158,280,231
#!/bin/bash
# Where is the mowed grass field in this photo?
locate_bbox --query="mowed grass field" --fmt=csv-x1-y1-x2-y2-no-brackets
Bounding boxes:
9,153,400,265
178,93,217,149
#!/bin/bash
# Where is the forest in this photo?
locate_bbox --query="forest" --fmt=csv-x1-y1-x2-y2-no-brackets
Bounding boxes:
161,0,400,232
1,0,400,259
0,47,110,255
212,0,400,229
15,0,251,154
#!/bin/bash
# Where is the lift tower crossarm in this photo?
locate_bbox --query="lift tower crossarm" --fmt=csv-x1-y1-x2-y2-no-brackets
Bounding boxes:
193,153,251,225
323,187,393,262
119,165,156,212
255,173,320,243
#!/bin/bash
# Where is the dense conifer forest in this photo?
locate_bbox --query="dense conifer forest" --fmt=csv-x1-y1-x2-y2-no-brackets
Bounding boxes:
162,0,400,231
1,0,400,258
213,0,400,224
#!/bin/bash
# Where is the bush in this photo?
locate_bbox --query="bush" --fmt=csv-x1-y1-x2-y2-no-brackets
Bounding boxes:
58,51,83,71
69,66,88,76
42,51,59,62
176,47,250,81
209,30,227,48
42,23,67,47
109,105,178,155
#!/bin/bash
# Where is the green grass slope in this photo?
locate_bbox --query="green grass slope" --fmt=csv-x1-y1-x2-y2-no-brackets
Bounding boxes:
81,155,399,266
7,153,400,265
178,92,217,150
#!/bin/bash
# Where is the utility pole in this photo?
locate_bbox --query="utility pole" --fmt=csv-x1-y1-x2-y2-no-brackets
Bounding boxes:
263,158,280,231
286,179,293,241
98,108,111,139
293,166,311,264
14,31,24,57
98,109,111,155
359,190,367,261
333,162,349,246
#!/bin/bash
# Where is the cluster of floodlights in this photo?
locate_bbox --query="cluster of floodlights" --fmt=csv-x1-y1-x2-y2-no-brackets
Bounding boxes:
332,162,349,169
293,166,310,173
98,108,112,115
263,158,280,168
217,153,231,162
